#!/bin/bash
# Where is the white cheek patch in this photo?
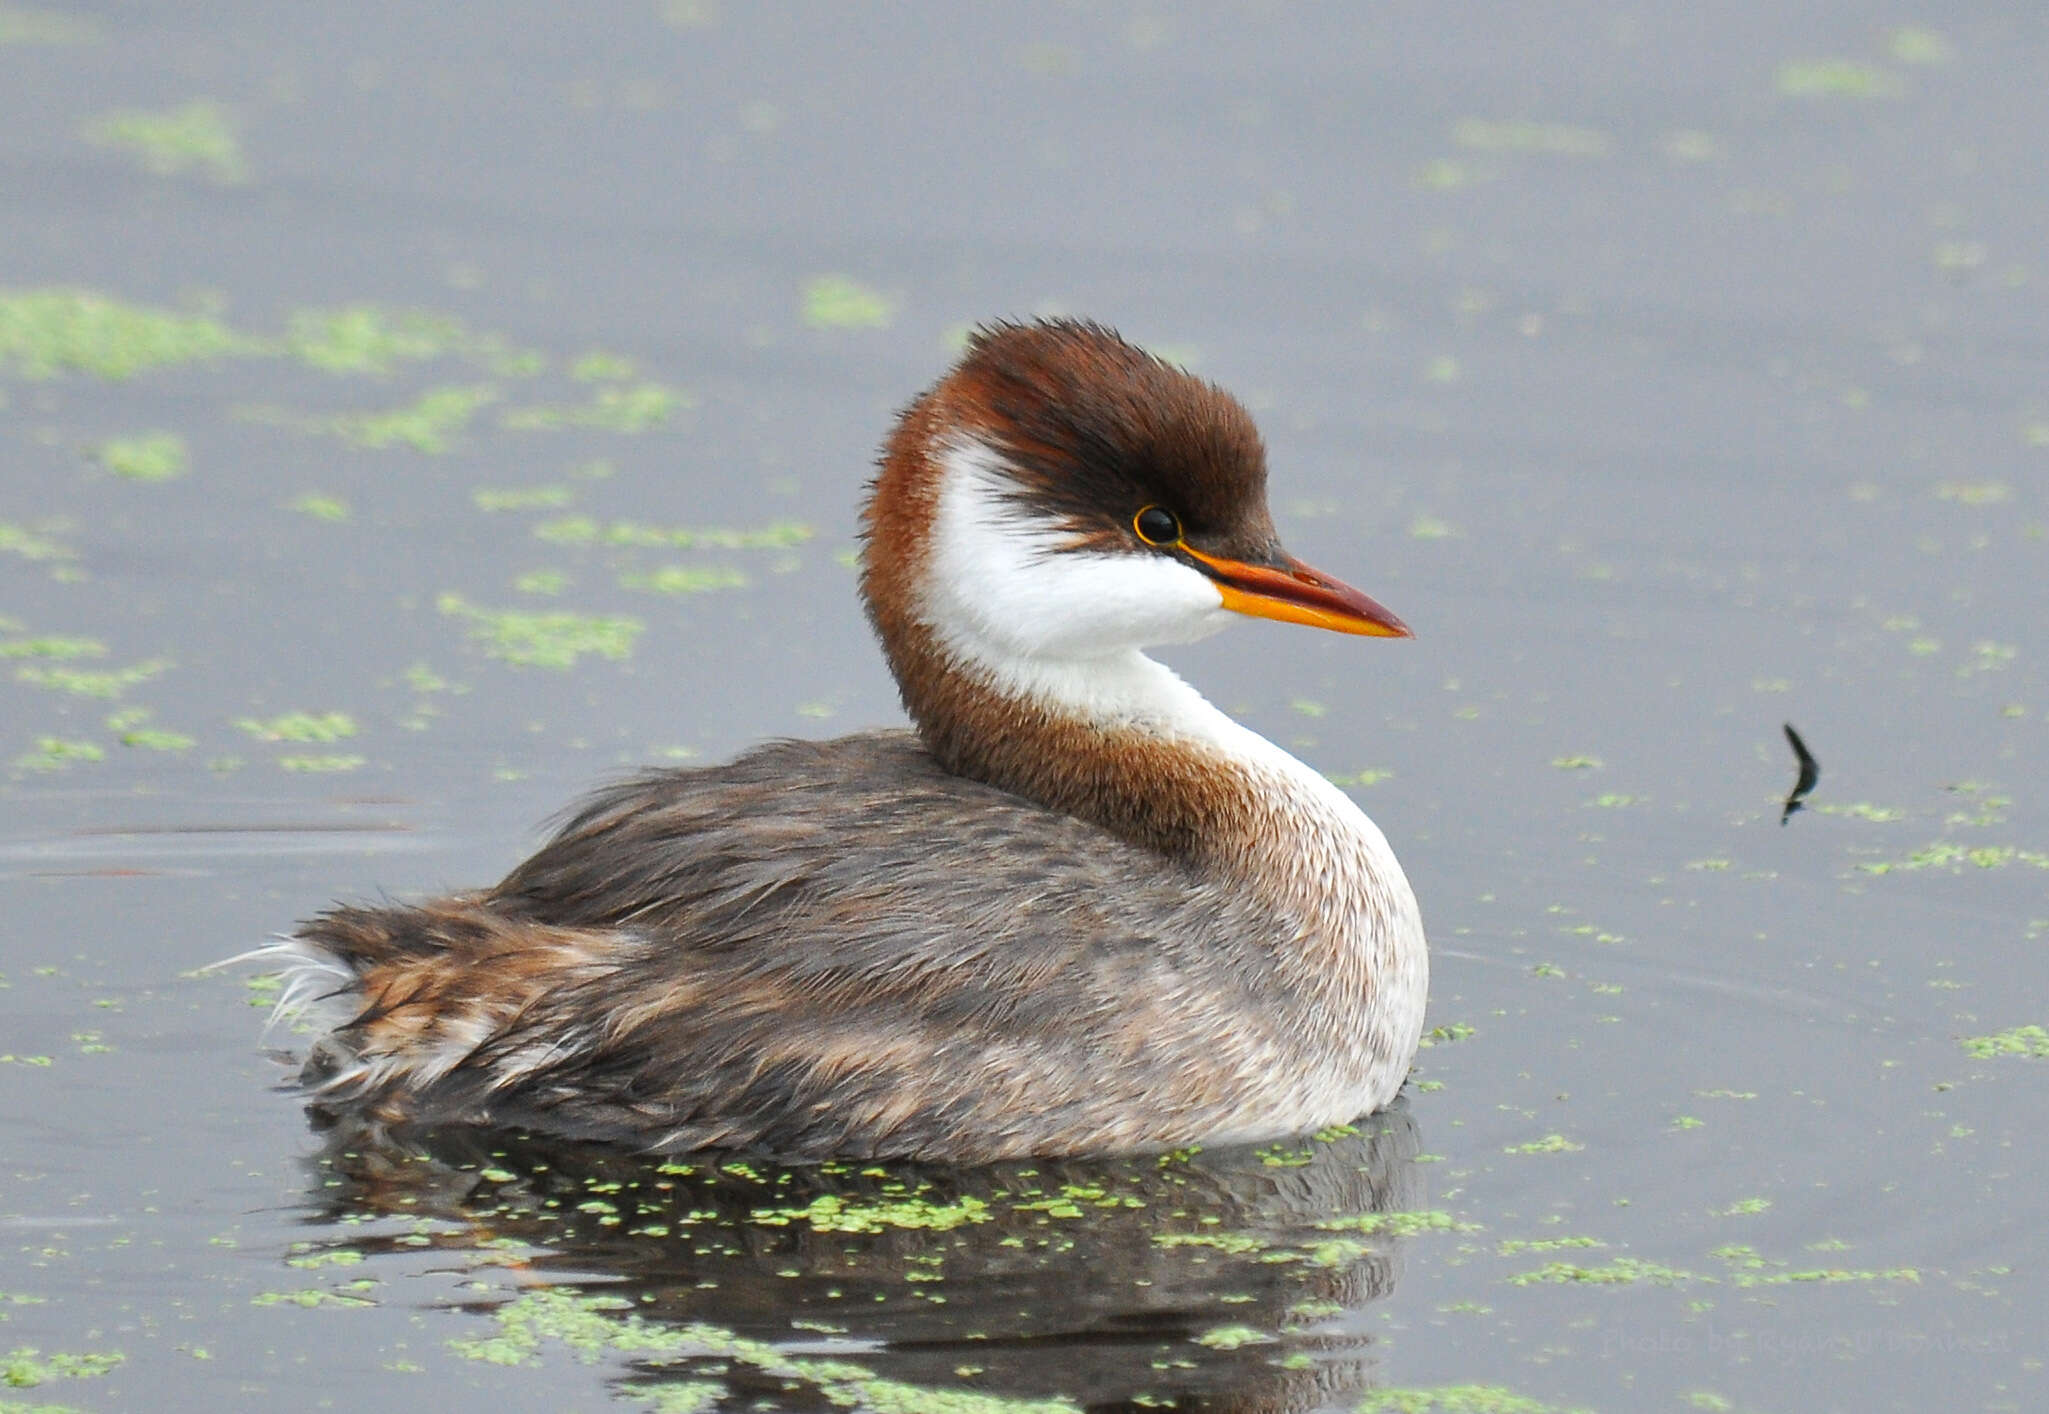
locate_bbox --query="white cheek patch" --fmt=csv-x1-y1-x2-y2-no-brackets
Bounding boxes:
926,438,1230,663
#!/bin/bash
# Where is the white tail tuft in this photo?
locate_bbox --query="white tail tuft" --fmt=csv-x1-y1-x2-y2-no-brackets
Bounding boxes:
209,934,361,1040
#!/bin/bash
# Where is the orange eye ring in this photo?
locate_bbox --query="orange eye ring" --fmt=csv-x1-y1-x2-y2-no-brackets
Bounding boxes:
1133,505,1182,546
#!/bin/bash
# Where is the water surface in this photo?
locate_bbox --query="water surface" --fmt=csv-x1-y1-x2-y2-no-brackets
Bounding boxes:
2,4,2044,1411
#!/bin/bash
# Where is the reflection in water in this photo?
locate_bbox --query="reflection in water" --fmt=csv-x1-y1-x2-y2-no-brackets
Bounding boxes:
300,1104,1427,1411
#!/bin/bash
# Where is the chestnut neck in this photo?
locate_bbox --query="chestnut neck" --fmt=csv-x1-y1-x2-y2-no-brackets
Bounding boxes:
882,612,1266,863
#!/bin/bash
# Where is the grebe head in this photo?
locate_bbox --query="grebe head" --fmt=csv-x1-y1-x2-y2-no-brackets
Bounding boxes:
862,320,1408,690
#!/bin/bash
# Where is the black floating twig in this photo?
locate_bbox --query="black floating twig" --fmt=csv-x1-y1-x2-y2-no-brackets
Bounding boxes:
1780,722,1820,825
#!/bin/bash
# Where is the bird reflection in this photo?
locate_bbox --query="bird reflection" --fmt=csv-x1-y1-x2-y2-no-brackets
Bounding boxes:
296,1103,1427,1412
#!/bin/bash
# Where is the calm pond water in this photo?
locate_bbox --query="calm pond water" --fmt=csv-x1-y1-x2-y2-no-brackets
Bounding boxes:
3,4,2045,1411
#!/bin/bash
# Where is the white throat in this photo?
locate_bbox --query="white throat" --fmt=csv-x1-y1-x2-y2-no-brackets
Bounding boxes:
920,437,1356,799
921,437,1229,728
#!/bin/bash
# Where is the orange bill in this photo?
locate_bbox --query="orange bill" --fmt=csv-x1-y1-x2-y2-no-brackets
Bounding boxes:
1183,547,1412,638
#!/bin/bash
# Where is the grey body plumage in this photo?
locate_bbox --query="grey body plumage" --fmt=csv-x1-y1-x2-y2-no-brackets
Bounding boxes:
306,734,1338,1159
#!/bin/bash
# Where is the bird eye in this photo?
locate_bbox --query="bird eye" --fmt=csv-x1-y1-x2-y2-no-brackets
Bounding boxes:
1133,505,1182,546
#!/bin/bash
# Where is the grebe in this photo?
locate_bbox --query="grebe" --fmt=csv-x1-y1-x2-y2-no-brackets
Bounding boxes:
266,319,1428,1162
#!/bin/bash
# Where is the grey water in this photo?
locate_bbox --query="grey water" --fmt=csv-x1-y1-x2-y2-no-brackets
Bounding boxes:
2,4,2044,1411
